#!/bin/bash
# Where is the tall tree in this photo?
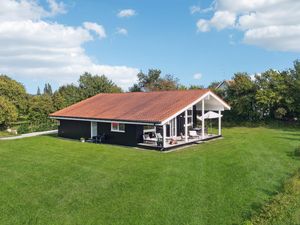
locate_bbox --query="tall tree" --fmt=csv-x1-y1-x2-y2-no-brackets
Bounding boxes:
189,85,204,90
28,95,55,123
52,92,65,110
227,73,258,121
37,86,41,95
43,83,53,95
0,75,28,116
131,69,180,92
289,60,300,118
129,84,142,92
78,72,122,98
255,69,294,119
0,96,18,127
57,84,83,107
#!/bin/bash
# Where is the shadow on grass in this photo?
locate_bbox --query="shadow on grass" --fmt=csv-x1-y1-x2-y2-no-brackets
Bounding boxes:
222,120,300,131
44,133,58,138
275,136,300,141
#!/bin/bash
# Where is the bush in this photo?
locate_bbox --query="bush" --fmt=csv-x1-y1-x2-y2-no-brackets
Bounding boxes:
0,96,18,127
295,146,300,157
17,123,31,134
275,107,287,119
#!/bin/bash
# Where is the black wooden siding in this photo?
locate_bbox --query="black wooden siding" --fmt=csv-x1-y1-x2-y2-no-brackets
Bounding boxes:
58,120,90,139
97,122,144,146
58,119,144,146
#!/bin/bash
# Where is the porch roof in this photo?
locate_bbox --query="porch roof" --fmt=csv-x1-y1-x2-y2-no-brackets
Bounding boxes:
50,89,230,124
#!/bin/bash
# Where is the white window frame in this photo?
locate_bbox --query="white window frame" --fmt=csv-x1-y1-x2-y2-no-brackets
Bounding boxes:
184,107,193,128
111,122,125,133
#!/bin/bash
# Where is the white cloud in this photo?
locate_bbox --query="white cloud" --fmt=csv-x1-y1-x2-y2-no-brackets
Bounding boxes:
196,0,300,52
47,0,66,15
117,9,136,18
0,0,66,21
0,0,139,90
190,6,201,14
210,11,236,30
116,27,128,35
83,22,107,39
193,73,202,80
197,19,210,32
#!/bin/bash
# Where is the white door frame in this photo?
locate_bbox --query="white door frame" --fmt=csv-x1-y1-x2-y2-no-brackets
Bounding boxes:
91,121,98,138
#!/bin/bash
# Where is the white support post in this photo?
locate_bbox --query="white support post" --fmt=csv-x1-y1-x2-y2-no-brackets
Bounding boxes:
202,99,205,139
185,110,188,142
218,110,222,136
163,124,166,148
175,117,177,137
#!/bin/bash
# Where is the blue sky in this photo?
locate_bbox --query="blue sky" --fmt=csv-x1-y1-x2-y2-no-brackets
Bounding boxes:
0,0,299,93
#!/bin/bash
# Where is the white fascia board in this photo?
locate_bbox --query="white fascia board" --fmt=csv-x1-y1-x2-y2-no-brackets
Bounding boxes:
159,91,230,125
209,91,231,110
159,92,211,125
49,116,155,126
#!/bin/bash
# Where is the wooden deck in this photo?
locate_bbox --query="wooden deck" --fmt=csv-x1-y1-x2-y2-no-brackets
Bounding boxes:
137,134,221,150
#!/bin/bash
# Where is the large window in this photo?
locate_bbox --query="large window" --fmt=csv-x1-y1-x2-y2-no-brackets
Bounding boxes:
111,122,125,132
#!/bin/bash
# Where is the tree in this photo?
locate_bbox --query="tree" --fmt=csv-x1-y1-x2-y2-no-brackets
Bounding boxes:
0,75,28,115
37,86,41,95
52,92,65,110
28,95,55,123
43,83,53,95
207,81,220,89
57,84,83,107
0,96,18,127
290,60,300,118
255,69,294,119
129,84,142,92
227,73,258,121
131,69,180,92
78,72,122,98
189,85,204,90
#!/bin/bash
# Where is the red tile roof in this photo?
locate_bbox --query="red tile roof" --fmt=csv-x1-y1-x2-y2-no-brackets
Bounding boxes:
50,89,211,123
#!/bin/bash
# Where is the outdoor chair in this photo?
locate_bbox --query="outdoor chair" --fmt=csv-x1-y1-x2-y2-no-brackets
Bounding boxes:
143,133,157,144
189,130,200,139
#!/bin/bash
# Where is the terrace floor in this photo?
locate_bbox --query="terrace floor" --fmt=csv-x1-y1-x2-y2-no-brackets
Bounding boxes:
138,134,221,150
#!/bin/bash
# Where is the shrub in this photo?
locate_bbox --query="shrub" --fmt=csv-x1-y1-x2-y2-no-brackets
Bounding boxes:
295,146,300,157
17,123,31,134
274,107,287,119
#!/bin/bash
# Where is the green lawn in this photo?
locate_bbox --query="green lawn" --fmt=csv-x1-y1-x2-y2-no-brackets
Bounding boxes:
0,127,300,225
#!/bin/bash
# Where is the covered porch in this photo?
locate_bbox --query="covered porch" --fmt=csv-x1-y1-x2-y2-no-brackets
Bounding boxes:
137,92,229,150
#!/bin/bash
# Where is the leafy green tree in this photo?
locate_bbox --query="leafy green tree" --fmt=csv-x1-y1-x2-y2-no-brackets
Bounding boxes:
0,96,18,127
28,95,55,123
227,73,258,121
189,85,204,90
78,72,122,98
57,84,83,107
52,92,65,110
0,75,28,115
37,86,41,95
129,84,142,92
255,70,294,119
43,83,53,95
132,69,180,92
290,60,300,118
207,81,220,89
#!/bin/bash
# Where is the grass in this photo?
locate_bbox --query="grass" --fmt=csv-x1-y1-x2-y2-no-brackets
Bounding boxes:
247,169,300,225
0,127,300,225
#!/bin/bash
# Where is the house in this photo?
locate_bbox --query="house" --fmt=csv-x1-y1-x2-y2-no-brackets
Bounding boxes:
50,89,230,150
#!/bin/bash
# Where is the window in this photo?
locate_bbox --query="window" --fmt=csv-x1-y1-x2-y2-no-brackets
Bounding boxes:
111,122,125,132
